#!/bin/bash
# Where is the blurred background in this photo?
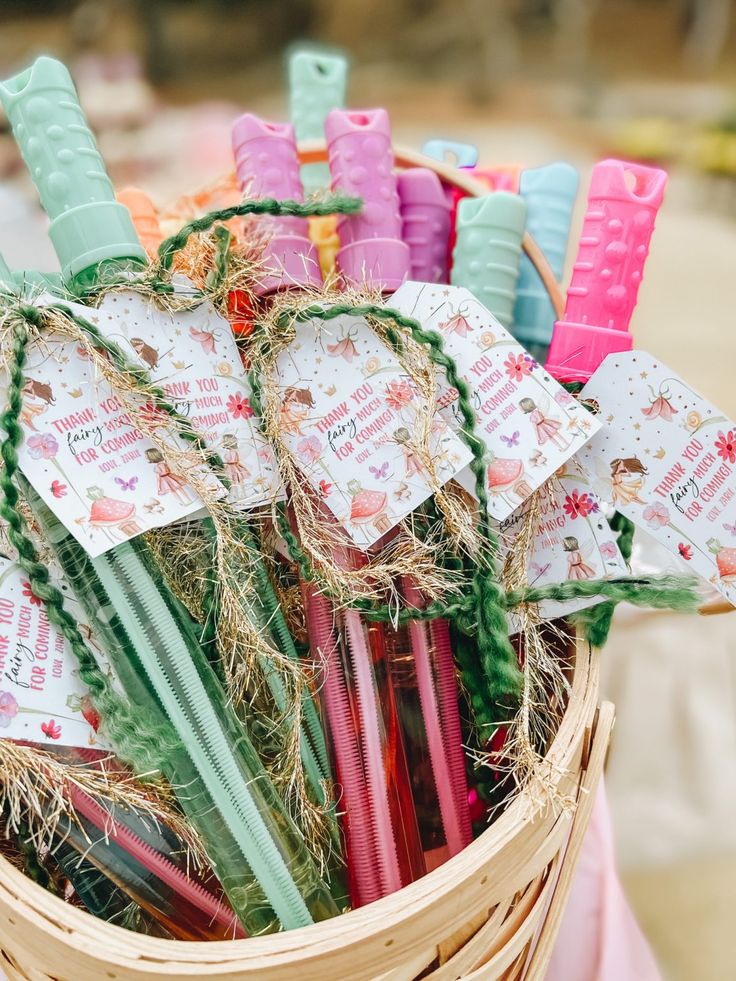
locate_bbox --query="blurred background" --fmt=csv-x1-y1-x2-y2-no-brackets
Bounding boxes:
0,2,734,978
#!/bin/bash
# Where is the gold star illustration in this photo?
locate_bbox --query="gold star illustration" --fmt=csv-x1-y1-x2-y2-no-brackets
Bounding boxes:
633,423,641,431
640,371,648,379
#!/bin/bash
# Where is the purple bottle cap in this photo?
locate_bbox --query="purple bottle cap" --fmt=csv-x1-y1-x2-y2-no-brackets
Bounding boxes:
398,168,450,284
325,108,409,292
231,112,321,295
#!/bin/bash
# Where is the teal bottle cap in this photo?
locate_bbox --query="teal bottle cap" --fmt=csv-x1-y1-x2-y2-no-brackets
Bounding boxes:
0,57,146,284
513,162,579,350
451,191,527,328
288,47,348,195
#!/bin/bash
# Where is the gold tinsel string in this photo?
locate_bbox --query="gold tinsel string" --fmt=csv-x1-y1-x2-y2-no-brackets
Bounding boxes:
0,740,208,873
0,302,337,867
251,281,478,614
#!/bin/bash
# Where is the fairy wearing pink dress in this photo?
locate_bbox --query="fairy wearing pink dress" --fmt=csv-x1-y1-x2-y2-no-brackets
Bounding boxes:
610,457,648,506
519,397,569,451
221,433,251,497
394,427,425,478
145,448,193,504
279,387,314,436
563,536,596,580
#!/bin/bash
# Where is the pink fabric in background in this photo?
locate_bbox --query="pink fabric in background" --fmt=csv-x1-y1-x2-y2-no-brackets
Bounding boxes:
546,781,662,981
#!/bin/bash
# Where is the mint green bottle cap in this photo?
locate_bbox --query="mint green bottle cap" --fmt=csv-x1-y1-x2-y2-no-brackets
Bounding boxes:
451,192,527,328
288,48,348,195
0,57,146,284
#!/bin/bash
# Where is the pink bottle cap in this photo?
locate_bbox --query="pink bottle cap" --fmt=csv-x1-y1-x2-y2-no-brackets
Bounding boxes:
325,108,409,292
231,112,321,295
397,168,450,284
546,159,667,383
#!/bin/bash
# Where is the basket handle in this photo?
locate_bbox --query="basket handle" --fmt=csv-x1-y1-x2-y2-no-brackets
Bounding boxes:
523,701,616,980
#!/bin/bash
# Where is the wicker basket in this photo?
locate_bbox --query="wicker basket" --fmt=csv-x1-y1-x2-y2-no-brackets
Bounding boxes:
0,637,612,981
0,148,615,979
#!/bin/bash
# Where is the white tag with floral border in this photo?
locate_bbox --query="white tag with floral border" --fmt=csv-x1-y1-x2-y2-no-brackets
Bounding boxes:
0,557,111,750
61,285,281,509
495,463,628,627
9,318,217,558
389,282,600,520
271,313,473,549
578,351,736,604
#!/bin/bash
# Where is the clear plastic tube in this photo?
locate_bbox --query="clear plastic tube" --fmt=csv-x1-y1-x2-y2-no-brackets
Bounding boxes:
24,481,337,934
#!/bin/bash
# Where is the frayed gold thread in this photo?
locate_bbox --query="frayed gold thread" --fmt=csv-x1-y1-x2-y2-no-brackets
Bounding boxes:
0,741,208,870
249,283,478,614
477,490,574,821
3,309,335,866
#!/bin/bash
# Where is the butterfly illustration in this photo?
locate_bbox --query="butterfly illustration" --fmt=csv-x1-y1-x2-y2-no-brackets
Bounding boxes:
529,561,551,581
369,462,390,480
189,325,219,355
501,431,520,448
723,522,736,537
143,498,164,514
115,476,139,492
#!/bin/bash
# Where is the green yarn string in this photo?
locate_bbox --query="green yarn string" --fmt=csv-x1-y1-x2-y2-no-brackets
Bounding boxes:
0,312,178,772
156,195,362,273
250,301,524,729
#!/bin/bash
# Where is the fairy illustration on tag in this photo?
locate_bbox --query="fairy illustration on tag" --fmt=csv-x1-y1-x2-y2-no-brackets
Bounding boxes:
279,386,314,435
610,456,648,506
21,378,55,431
519,396,569,451
221,433,251,496
563,536,596,580
144,448,193,504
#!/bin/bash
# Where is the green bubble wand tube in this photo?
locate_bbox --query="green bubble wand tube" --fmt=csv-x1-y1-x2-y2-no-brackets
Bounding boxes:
0,56,337,933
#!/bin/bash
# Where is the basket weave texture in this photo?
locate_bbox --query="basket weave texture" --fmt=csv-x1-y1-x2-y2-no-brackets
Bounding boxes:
0,638,612,981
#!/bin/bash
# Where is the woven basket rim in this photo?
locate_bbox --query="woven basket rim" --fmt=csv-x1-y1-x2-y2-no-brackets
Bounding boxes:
0,637,597,976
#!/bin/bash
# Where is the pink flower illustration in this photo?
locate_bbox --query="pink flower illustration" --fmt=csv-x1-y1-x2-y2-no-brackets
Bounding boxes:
226,393,254,420
599,541,619,560
41,719,62,740
643,502,670,529
562,489,594,519
21,581,42,607
715,430,736,465
297,435,322,464
0,691,18,728
26,432,58,460
318,479,333,498
678,543,693,561
384,379,414,410
554,389,575,406
503,353,532,382
642,387,678,422
50,479,67,499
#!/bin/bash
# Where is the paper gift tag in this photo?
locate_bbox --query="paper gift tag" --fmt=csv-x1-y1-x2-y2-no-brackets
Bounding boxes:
494,462,628,627
8,311,218,558
578,350,736,605
389,282,600,520
0,557,112,750
61,284,281,508
271,313,473,549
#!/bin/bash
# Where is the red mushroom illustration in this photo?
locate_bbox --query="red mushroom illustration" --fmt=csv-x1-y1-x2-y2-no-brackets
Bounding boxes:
708,538,736,584
347,479,392,535
86,486,143,539
486,456,533,500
